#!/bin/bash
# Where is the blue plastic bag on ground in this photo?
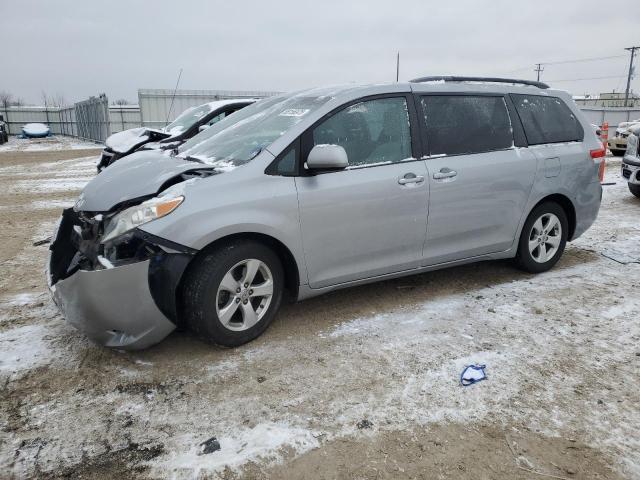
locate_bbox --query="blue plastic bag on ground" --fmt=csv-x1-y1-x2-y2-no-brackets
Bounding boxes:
460,364,487,386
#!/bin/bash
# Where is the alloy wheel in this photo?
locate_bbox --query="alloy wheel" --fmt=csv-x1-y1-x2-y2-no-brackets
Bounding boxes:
528,213,562,263
215,259,274,331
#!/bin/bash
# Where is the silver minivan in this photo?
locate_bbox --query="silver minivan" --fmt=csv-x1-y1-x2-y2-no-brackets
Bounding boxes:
48,77,603,349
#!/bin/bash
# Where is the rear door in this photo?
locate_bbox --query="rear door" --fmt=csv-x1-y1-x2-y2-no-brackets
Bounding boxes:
418,94,537,265
510,93,589,184
295,95,429,288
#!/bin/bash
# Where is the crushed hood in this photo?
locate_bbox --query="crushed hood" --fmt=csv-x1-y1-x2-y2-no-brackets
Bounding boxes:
105,127,170,153
75,151,214,212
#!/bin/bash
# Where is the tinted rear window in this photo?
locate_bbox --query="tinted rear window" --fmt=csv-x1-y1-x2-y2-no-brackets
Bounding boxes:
420,95,513,156
511,94,583,145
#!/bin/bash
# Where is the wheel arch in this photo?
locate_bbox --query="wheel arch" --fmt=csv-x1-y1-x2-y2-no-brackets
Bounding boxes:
531,193,577,240
184,232,301,302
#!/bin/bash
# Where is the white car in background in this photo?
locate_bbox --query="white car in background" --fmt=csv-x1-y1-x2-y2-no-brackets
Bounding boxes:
97,99,257,171
608,119,640,157
622,124,640,198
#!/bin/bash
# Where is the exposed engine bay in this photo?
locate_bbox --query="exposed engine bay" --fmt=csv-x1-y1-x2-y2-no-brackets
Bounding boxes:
48,168,216,324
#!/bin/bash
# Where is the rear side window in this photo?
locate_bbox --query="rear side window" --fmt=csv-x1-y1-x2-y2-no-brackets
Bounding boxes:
511,94,583,145
420,95,513,156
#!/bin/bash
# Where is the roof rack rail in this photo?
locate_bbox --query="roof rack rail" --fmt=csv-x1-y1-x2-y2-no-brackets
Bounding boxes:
409,76,549,89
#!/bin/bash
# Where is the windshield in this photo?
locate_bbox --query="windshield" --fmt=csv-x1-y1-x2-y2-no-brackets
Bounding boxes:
178,92,333,167
164,104,213,135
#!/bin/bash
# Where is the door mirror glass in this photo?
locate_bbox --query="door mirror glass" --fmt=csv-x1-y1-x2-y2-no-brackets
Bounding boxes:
307,144,348,170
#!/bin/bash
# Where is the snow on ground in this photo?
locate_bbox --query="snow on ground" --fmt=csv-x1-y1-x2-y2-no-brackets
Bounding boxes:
0,155,96,196
0,135,101,152
0,151,638,479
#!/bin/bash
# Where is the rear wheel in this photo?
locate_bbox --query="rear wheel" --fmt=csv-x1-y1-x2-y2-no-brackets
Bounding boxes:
629,183,640,198
182,240,284,347
515,202,568,273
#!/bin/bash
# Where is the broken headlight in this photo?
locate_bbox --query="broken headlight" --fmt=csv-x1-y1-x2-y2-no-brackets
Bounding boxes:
102,195,184,243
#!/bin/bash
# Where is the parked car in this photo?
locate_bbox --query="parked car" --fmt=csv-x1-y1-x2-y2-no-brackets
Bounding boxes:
608,120,640,156
21,123,51,138
97,99,257,171
48,77,603,350
622,124,640,198
0,114,8,144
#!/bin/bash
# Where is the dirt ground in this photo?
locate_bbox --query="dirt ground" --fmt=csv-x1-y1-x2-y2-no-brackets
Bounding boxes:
0,142,638,479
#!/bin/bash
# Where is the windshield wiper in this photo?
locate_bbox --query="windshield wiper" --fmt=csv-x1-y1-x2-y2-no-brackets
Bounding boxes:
183,155,204,164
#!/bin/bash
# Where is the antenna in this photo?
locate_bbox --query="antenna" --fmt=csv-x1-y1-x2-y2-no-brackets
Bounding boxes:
165,68,183,126
396,52,400,82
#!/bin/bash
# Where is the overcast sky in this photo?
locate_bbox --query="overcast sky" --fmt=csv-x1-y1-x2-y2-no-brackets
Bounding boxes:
1,0,638,105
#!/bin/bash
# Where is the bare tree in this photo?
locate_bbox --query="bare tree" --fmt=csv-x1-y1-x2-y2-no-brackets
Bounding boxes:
113,98,130,106
50,93,67,108
41,90,50,108
0,91,13,109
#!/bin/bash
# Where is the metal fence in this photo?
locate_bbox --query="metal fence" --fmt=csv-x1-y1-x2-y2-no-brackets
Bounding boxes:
579,108,640,138
1,94,114,142
74,95,111,142
109,105,142,133
138,88,279,129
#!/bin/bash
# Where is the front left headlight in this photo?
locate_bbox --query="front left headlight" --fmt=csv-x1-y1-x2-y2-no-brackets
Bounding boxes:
102,195,184,243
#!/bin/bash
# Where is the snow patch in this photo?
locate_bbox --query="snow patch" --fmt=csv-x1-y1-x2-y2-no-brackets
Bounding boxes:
0,136,100,152
152,423,318,477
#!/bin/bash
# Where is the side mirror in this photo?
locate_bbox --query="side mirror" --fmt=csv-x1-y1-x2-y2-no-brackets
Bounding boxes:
198,125,209,132
307,144,348,170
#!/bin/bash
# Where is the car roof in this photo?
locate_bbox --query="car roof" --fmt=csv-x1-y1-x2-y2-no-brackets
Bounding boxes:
289,81,569,105
203,98,258,110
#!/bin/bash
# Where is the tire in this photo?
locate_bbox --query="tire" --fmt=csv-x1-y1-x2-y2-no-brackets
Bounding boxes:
182,240,284,347
515,202,568,273
611,149,625,157
629,183,640,198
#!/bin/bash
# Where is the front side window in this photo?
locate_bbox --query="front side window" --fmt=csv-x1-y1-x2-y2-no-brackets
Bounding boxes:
421,95,513,156
511,94,583,145
311,97,412,167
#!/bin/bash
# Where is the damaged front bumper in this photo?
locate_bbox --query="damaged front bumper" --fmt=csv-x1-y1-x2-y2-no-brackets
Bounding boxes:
49,259,176,349
48,208,195,350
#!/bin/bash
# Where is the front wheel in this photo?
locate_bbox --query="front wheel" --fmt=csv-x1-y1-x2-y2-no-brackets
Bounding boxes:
515,202,568,273
611,149,626,157
182,241,284,347
629,183,640,198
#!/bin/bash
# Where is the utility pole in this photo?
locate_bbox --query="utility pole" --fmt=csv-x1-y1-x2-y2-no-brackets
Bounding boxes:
534,63,544,82
396,52,400,82
624,46,638,107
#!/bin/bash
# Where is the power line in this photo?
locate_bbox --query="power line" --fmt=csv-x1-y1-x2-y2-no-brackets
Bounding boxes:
546,75,627,83
541,54,627,66
499,53,628,76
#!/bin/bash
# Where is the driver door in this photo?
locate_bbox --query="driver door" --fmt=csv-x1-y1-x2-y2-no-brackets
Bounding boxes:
295,95,429,289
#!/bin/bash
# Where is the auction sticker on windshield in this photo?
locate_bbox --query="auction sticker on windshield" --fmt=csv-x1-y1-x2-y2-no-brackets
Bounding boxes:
279,109,310,117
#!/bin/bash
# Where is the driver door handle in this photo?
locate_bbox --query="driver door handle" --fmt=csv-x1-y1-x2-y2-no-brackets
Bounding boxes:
433,168,457,180
398,173,425,185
